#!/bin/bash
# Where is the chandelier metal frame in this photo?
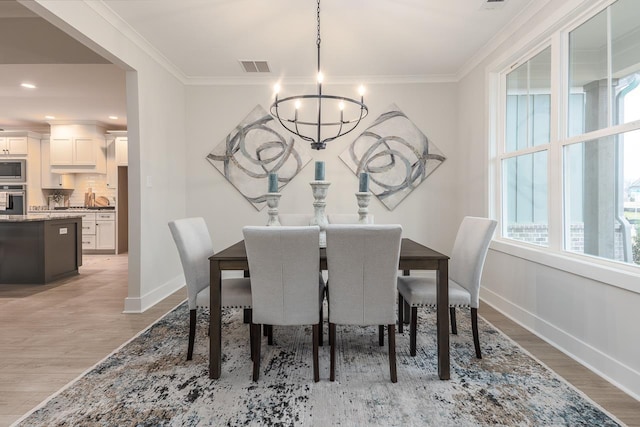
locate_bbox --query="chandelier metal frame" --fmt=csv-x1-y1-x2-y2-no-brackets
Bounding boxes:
270,0,368,150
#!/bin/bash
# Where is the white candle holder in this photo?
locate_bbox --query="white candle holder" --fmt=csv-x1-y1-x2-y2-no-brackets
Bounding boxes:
265,193,282,226
309,180,330,247
356,191,372,224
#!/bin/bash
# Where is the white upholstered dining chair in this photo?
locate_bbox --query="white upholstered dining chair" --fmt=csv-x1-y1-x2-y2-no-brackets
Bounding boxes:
169,217,252,361
278,213,313,226
397,216,497,358
327,213,374,224
325,224,402,383
243,226,325,382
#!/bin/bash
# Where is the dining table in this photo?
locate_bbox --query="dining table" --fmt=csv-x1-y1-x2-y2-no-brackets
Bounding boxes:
209,237,450,380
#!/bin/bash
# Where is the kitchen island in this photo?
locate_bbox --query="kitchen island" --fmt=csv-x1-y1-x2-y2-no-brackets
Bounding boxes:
0,214,83,284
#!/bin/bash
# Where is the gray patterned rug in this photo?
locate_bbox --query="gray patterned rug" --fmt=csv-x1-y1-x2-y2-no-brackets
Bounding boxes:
16,302,622,426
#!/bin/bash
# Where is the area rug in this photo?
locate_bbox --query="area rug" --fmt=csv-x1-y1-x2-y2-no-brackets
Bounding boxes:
15,302,623,426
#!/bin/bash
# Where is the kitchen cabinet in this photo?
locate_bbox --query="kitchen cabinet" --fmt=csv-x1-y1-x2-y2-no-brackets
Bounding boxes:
50,137,97,166
79,212,96,250
80,211,115,252
116,137,128,165
96,213,116,250
40,138,75,189
106,138,117,189
0,216,82,284
0,137,28,156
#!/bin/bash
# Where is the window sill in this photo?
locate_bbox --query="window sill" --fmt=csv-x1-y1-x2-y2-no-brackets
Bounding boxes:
490,239,640,294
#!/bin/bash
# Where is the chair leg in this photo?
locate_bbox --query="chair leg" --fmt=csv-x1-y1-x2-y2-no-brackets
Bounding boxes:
450,307,457,335
471,308,482,359
318,303,324,347
247,309,254,361
388,324,397,383
251,323,261,381
312,324,320,382
398,294,404,333
379,325,384,346
249,324,254,361
267,325,273,345
243,308,251,324
330,323,336,382
187,309,196,361
410,307,417,357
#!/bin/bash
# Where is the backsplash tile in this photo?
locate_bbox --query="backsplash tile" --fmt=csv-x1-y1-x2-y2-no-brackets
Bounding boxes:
68,174,116,206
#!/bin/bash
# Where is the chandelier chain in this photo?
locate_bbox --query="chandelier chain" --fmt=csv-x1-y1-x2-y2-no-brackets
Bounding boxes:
316,0,321,47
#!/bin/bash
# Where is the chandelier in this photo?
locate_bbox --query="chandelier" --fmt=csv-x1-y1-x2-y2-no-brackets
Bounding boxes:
270,0,368,150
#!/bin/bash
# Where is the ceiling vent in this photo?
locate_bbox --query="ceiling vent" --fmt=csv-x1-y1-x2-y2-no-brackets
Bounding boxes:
240,60,271,73
481,0,507,10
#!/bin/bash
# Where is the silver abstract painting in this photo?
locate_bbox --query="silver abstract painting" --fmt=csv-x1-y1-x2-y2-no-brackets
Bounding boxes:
207,105,312,210
340,104,446,210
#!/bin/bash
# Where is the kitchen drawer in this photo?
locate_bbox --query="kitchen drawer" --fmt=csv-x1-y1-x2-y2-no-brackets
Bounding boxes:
81,220,96,235
82,234,96,250
96,212,115,221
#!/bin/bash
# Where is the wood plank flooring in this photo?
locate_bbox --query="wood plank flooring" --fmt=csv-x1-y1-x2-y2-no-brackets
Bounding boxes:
0,254,184,426
1,255,638,426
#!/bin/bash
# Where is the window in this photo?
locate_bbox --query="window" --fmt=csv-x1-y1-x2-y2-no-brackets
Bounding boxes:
501,47,551,245
496,0,640,267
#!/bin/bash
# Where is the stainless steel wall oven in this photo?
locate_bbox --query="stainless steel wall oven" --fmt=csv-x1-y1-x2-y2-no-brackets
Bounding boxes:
0,185,26,215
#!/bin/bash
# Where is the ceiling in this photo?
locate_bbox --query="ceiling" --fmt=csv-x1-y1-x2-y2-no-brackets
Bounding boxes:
0,0,537,131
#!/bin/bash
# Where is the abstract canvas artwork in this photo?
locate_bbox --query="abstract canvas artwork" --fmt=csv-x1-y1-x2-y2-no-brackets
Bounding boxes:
339,104,446,210
207,105,312,210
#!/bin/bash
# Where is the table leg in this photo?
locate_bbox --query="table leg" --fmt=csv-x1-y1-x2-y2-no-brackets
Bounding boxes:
209,261,222,379
437,259,450,380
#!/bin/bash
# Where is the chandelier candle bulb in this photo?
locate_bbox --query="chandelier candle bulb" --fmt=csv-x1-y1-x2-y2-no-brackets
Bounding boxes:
315,161,325,181
268,173,278,193
359,172,369,192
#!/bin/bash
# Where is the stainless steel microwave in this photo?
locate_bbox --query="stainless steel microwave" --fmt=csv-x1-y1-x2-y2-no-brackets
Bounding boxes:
0,159,26,182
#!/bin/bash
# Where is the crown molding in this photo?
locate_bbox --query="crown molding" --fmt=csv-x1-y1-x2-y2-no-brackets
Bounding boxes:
89,0,188,84
456,0,554,81
184,73,457,86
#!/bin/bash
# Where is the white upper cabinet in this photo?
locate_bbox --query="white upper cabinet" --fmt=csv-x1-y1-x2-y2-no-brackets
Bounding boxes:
48,124,107,174
41,138,75,189
50,137,97,166
0,137,29,156
115,137,128,166
105,137,117,189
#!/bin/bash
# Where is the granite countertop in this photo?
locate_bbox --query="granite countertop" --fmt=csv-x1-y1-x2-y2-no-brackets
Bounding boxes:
0,214,84,222
29,208,116,213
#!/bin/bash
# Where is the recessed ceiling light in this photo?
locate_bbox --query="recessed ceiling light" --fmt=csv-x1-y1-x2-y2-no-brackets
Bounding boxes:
21,83,36,89
45,115,55,120
108,115,118,120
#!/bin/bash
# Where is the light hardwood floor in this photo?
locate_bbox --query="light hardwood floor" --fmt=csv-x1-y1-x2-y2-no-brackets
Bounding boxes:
1,255,638,426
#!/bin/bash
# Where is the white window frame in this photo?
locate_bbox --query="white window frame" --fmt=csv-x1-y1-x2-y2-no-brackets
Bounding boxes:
488,0,640,294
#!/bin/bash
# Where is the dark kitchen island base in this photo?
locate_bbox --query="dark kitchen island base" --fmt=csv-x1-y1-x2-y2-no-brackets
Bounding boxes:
0,215,83,284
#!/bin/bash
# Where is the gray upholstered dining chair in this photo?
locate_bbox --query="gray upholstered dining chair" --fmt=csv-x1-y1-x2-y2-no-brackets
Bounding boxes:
397,216,497,358
169,217,252,361
327,213,374,224
278,213,313,226
325,224,402,383
243,225,325,382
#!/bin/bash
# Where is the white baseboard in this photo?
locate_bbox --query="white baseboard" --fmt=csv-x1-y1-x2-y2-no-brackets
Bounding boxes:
481,287,640,401
123,275,184,313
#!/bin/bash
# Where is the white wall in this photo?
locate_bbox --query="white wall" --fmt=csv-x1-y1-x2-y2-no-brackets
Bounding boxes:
25,0,188,312
458,0,640,399
185,82,460,255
